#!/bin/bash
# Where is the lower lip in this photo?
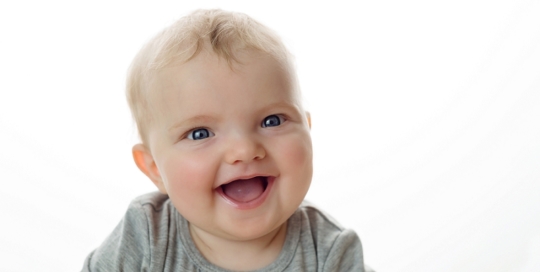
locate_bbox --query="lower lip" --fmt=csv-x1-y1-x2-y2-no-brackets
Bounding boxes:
216,177,275,210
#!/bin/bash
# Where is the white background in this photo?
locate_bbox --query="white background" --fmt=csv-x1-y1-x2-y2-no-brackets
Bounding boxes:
1,1,539,271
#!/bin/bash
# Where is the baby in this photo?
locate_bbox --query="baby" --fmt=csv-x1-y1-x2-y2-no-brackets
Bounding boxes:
83,9,370,272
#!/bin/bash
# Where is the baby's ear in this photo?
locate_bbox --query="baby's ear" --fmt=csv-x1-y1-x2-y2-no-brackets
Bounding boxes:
132,144,167,194
305,111,311,129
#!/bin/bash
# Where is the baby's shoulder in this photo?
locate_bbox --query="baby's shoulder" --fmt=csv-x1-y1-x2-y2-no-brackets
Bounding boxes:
130,191,171,210
293,201,361,251
123,191,177,234
296,201,347,233
285,202,367,271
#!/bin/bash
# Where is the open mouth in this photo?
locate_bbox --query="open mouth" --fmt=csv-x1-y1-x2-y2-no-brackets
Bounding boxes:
220,176,269,203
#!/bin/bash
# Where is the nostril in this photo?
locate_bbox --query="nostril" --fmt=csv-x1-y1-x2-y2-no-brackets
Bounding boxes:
225,140,266,164
253,146,266,161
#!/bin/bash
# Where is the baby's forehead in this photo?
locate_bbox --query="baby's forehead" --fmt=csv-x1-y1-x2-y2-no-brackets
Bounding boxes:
154,50,297,94
144,51,301,119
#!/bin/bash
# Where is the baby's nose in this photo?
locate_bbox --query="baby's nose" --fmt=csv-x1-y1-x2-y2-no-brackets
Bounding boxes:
224,135,266,164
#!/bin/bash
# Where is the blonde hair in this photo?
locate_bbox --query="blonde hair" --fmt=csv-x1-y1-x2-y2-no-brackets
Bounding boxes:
126,9,293,144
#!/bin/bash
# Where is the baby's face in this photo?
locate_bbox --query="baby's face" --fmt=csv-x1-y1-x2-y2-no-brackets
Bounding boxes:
145,50,312,241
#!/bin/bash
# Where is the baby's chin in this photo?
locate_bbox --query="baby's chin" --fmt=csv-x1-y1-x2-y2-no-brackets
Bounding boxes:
188,210,289,243
222,221,288,244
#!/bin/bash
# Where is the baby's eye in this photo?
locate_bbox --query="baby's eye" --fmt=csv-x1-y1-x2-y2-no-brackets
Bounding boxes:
261,115,284,128
187,128,214,140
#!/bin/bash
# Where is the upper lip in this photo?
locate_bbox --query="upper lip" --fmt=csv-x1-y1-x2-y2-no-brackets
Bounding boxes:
216,174,272,188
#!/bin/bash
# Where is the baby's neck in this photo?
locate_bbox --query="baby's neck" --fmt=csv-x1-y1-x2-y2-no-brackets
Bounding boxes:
189,222,288,271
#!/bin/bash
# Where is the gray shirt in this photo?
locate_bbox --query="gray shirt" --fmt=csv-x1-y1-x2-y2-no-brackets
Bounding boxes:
83,192,372,272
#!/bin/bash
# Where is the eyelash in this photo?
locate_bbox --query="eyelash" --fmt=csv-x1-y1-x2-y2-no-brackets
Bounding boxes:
261,114,286,128
183,114,286,141
186,128,214,140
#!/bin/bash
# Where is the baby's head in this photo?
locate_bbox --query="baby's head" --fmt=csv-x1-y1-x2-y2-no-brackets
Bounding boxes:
127,9,300,145
127,9,313,243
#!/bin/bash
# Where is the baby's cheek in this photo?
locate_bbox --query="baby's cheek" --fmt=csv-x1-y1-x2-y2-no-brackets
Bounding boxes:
162,154,215,199
276,132,313,208
280,133,313,174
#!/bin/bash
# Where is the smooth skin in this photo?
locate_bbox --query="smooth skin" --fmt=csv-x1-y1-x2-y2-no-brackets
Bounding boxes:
132,49,313,271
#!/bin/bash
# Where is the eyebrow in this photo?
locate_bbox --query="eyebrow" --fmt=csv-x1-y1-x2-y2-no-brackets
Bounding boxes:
167,101,301,132
259,101,301,114
168,115,215,132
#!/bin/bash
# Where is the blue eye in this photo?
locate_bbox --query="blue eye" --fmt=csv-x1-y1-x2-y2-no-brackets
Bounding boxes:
262,115,283,128
187,128,214,140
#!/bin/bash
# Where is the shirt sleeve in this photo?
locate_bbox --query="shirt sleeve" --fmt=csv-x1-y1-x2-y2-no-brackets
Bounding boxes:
322,229,366,272
81,201,151,272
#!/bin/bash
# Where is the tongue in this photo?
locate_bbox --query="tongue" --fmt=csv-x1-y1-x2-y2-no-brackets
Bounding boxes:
222,177,265,203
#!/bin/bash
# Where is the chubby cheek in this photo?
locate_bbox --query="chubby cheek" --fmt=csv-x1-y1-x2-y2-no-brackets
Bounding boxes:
159,151,217,211
276,132,313,192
